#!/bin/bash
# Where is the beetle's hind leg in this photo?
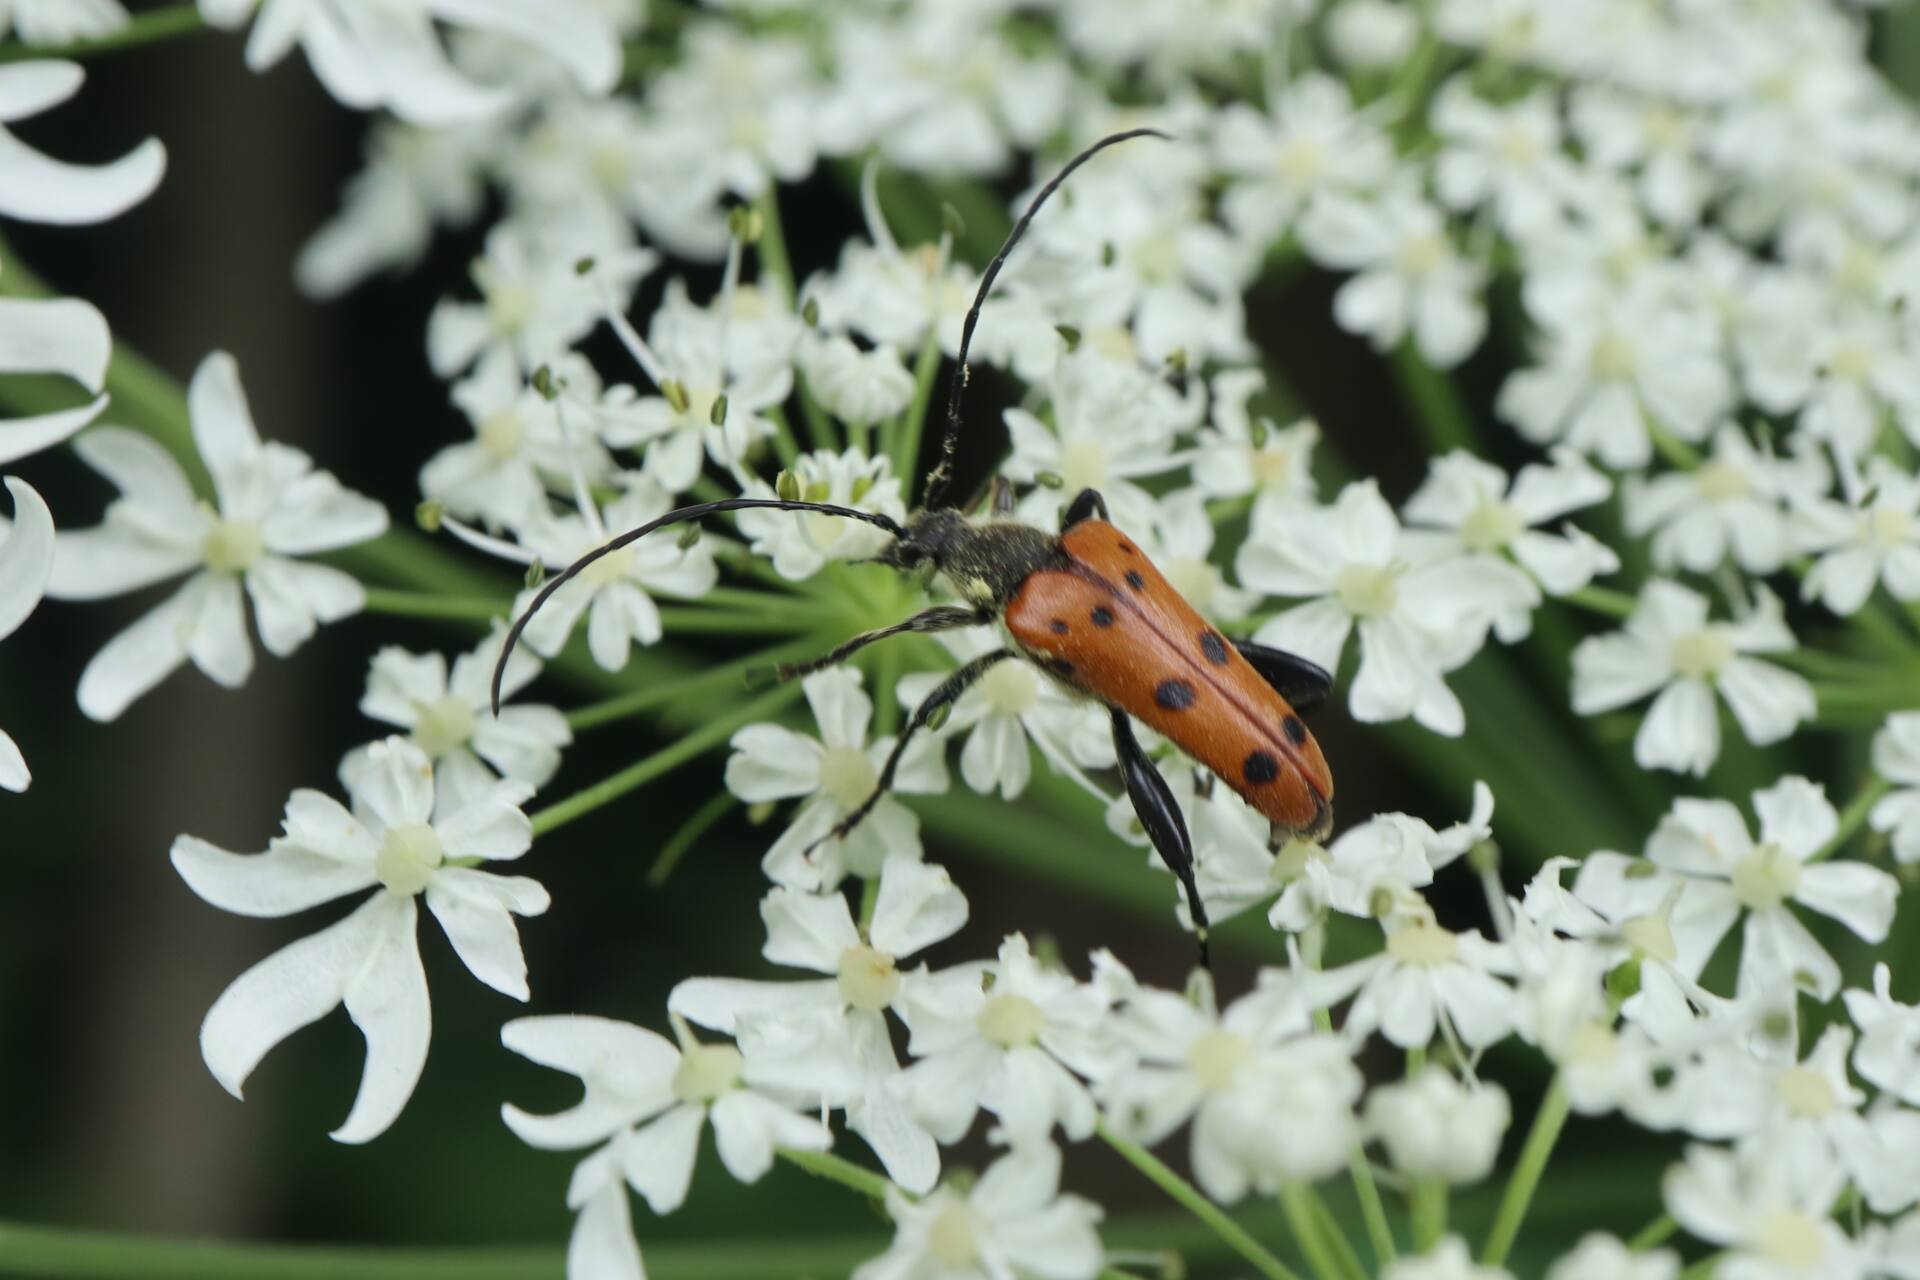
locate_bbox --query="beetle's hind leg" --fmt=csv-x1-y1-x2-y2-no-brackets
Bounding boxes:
804,648,1013,855
1110,709,1211,970
752,605,989,685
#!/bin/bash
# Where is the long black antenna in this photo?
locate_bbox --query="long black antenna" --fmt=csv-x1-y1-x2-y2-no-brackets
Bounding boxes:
491,497,905,713
920,127,1171,511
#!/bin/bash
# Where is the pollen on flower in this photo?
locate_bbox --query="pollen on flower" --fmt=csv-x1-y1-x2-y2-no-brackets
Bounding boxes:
1776,1066,1836,1117
1668,628,1734,681
819,745,879,811
926,1200,982,1267
1335,563,1400,619
1186,1027,1253,1092
376,822,445,896
1755,1212,1825,1269
836,943,901,1012
1251,446,1293,489
979,661,1039,716
581,546,637,587
201,517,265,574
412,695,476,757
1269,836,1325,883
1870,506,1914,548
1386,920,1459,967
1693,462,1751,501
976,992,1046,1047
1587,331,1637,379
1729,843,1802,910
672,1042,743,1104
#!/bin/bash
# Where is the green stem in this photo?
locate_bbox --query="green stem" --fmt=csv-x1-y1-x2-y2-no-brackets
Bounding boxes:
1096,1120,1304,1280
1478,1073,1571,1267
1347,1147,1398,1267
776,1147,894,1202
1562,585,1638,620
1677,1253,1723,1280
1645,422,1704,470
360,588,506,623
567,637,823,731
1626,1213,1678,1252
1410,1181,1447,1253
1276,1185,1346,1280
893,328,943,498
751,190,797,308
1810,775,1895,862
653,608,815,635
0,4,203,62
529,685,801,836
646,792,737,886
1307,1190,1369,1280
1389,342,1478,454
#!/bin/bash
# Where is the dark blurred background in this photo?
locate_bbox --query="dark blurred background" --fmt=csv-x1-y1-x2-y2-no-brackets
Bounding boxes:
10,7,1920,1274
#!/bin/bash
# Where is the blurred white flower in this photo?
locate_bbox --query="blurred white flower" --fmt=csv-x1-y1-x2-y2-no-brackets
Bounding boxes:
1365,1069,1511,1185
1665,1138,1868,1279
173,737,543,1143
1547,1234,1679,1280
0,61,163,224
734,448,907,581
0,476,52,792
48,351,388,721
798,333,915,426
1190,371,1319,513
855,1144,1103,1280
1384,1237,1514,1280
0,292,112,464
1871,713,1920,864
1212,73,1394,247
0,0,126,44
1796,456,1920,615
1628,424,1829,576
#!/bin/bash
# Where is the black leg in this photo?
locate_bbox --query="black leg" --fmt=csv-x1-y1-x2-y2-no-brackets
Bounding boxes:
759,606,989,683
807,649,1014,853
1064,487,1109,527
1110,709,1210,969
1232,639,1333,712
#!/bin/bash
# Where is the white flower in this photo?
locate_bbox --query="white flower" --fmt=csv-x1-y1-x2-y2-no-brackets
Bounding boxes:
172,737,544,1143
1746,301,1920,460
734,449,908,581
345,631,570,812
1136,490,1258,622
1212,73,1394,247
1570,581,1814,777
1403,449,1618,600
669,855,968,1193
0,292,111,464
0,61,164,224
1547,1234,1679,1280
1326,1,1417,69
1190,371,1319,512
798,334,914,427
1365,1070,1512,1185
635,24,820,204
1844,963,1920,1107
1627,424,1829,576
48,351,388,722
1872,714,1920,864
1665,1138,1867,1279
500,1011,831,1219
1,0,126,44
805,180,977,358
1796,457,1920,615
1577,778,1897,1002
1298,184,1488,369
1569,86,1710,230
1314,916,1518,1051
896,934,1122,1145
1238,480,1513,736
854,1144,1103,1280
1384,1237,1514,1280
510,479,721,672
1432,79,1577,240
0,476,52,792
725,668,947,890
898,628,1112,802
1097,963,1358,1199
197,0,620,126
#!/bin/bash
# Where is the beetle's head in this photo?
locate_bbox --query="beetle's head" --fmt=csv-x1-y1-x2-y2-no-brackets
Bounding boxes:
875,508,971,575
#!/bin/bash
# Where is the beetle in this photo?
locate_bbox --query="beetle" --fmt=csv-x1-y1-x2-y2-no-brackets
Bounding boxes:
494,128,1334,965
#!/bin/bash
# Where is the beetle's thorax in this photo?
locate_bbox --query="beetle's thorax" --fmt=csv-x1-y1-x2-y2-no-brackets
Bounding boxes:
883,509,1062,610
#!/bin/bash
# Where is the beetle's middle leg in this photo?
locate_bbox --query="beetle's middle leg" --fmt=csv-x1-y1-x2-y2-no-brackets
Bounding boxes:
1110,708,1211,970
761,605,991,683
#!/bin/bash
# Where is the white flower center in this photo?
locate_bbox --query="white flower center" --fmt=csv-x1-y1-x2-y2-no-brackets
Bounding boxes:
582,546,637,587
1132,230,1182,284
478,410,524,461
1495,124,1542,169
589,144,631,191
1252,446,1293,489
376,821,444,897
1274,138,1325,188
1396,231,1446,278
1162,557,1218,612
976,992,1046,1047
1755,1212,1825,1269
980,660,1039,716
413,695,476,758
1459,498,1523,552
803,510,855,551
1386,921,1459,967
1730,843,1802,911
1058,438,1109,491
1827,341,1874,381
927,1202,981,1266
837,944,901,1012
1588,331,1638,379
1777,1066,1835,1117
1187,1028,1253,1092
672,1042,743,1104
1088,326,1137,362
1870,506,1914,548
201,517,265,574
484,282,535,337
1269,837,1325,883
1566,1021,1619,1067
819,745,879,812
730,284,770,320
1668,628,1734,681
1335,563,1400,619
1695,462,1750,502
1620,914,1677,965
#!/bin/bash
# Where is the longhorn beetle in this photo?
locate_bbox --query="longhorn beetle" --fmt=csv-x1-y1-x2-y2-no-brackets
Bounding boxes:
494,129,1335,966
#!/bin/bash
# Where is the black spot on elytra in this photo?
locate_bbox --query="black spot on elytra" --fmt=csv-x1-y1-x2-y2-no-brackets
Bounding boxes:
1155,679,1196,710
1050,619,1070,634
1200,631,1229,665
1124,570,1146,590
1283,715,1308,745
1243,751,1280,784
1044,657,1075,679
1091,606,1115,627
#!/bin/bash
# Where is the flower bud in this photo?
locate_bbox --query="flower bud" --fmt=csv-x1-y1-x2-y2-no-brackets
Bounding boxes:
710,393,729,427
776,470,802,501
662,378,691,415
1365,1071,1511,1185
414,500,445,533
531,365,558,401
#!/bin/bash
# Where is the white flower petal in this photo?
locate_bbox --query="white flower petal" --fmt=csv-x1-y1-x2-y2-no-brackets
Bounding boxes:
76,582,195,721
869,857,968,959
0,726,27,793
567,1179,645,1280
1795,862,1900,944
0,295,110,390
331,894,432,1143
171,834,375,918
621,1104,704,1215
0,125,164,225
424,867,548,1000
0,476,53,640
